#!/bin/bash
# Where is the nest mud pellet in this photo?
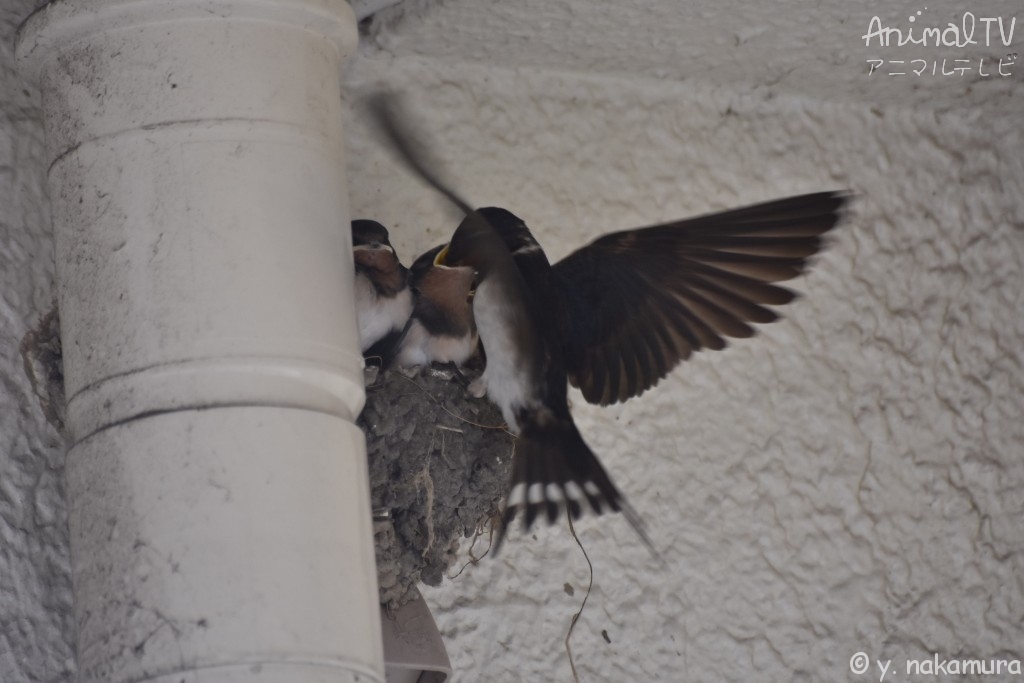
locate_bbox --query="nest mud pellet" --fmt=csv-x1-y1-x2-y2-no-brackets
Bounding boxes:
21,308,514,612
359,365,514,611
20,306,66,435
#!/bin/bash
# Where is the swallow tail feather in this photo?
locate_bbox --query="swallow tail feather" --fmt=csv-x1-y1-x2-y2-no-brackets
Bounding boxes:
495,411,652,552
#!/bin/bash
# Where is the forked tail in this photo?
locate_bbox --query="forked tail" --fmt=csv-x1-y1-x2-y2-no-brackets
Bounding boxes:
494,414,654,554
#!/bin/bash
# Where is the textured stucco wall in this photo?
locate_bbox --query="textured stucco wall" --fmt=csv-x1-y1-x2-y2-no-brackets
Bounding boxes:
1,2,75,681
2,0,1022,682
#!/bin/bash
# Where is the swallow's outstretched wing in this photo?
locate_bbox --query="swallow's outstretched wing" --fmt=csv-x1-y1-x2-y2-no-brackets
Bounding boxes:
553,191,849,405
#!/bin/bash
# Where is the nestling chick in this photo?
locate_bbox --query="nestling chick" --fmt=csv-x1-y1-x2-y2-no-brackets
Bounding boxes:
394,244,479,369
352,219,413,353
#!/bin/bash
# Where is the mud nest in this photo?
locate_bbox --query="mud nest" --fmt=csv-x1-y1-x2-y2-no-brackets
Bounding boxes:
21,308,514,613
359,364,514,611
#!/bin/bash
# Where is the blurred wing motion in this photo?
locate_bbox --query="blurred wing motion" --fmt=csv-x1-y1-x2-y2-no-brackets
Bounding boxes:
554,191,848,405
365,91,475,216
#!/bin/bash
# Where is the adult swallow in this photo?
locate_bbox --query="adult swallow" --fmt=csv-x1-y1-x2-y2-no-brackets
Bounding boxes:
352,219,414,354
477,191,848,405
435,213,651,549
393,245,480,369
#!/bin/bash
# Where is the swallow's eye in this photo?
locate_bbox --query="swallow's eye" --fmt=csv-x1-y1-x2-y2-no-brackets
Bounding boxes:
370,241,383,249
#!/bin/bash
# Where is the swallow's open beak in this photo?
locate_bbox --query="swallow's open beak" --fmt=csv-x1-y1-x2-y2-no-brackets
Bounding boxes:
434,244,450,266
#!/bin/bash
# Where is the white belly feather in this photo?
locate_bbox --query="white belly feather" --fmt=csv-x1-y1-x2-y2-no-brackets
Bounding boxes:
355,272,413,351
473,278,538,434
397,319,476,368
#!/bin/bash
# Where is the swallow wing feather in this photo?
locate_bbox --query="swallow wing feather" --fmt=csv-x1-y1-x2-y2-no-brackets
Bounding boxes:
553,191,849,405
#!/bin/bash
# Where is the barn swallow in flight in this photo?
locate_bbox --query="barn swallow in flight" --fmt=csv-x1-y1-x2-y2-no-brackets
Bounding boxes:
434,212,651,548
393,244,479,369
352,219,414,354
368,92,848,546
478,192,847,405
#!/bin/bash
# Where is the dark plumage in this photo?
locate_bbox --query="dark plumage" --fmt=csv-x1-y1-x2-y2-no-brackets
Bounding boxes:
480,191,848,405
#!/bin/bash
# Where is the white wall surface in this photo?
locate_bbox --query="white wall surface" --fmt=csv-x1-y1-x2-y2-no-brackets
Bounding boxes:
2,0,1022,681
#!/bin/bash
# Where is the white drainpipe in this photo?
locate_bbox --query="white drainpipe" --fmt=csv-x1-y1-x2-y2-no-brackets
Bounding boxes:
17,1,384,682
